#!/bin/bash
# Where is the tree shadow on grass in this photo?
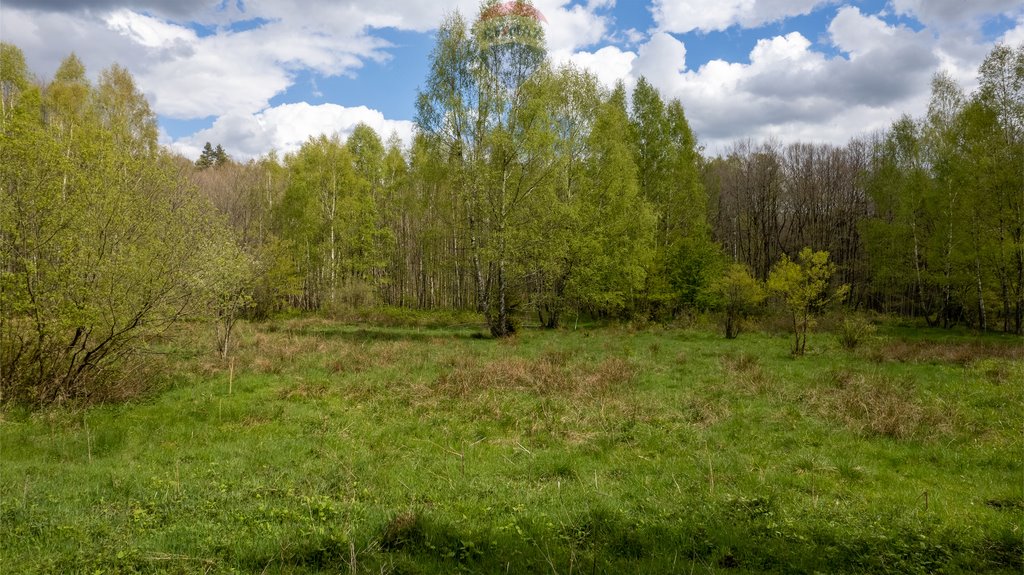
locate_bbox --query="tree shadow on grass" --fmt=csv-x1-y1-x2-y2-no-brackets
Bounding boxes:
276,325,489,343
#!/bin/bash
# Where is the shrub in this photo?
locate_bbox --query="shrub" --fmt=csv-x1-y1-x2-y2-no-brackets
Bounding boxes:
837,315,877,350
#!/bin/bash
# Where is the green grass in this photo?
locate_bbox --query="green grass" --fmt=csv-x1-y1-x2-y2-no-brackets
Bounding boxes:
1,317,1022,573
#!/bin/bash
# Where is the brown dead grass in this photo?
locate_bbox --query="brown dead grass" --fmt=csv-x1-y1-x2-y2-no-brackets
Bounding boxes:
228,323,417,378
241,331,330,374
435,352,636,398
327,341,413,375
277,380,330,400
806,369,953,439
720,352,775,395
866,339,1023,365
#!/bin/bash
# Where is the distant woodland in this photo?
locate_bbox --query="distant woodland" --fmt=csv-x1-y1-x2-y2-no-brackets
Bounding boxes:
1,2,1022,403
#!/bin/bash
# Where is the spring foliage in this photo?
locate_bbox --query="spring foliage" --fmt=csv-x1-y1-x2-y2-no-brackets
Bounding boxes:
0,46,247,404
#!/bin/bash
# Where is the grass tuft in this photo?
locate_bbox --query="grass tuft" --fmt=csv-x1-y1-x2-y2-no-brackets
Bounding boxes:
720,352,774,394
380,510,426,551
435,354,635,398
808,369,951,439
866,339,1023,364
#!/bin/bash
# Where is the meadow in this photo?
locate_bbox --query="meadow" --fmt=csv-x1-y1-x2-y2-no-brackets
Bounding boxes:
1,314,1021,573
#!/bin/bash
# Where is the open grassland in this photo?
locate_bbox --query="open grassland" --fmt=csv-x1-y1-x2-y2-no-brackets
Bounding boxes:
1,317,1022,573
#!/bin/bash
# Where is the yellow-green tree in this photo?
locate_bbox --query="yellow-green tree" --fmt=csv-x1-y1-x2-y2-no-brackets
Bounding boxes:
1,46,242,403
768,248,849,355
710,263,765,339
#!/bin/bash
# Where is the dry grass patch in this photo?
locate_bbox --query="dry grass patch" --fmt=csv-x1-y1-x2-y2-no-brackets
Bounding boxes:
866,339,1023,365
435,353,636,398
239,331,331,374
277,380,330,400
720,352,774,394
807,370,953,439
327,341,413,375
680,397,732,428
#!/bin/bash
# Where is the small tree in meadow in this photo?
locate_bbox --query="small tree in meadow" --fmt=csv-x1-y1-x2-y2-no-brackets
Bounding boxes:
767,248,849,355
710,263,765,339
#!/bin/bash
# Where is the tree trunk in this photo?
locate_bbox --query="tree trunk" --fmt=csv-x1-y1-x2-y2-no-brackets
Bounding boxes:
976,254,987,332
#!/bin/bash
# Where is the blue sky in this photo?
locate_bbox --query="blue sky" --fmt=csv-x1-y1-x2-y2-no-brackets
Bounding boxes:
3,0,1022,158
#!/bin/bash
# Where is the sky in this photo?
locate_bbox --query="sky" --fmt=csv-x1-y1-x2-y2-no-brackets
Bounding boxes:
3,0,1023,160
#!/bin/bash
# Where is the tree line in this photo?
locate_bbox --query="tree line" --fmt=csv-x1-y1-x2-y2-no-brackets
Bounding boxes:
1,0,1020,402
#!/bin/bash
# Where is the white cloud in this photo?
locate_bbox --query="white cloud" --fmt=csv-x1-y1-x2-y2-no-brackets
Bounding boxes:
630,7,938,150
890,0,1024,90
101,10,391,119
632,31,687,86
652,0,832,34
567,46,636,88
6,0,615,122
170,102,415,160
1001,17,1024,46
891,0,1024,30
105,9,196,48
536,0,615,66
0,8,143,81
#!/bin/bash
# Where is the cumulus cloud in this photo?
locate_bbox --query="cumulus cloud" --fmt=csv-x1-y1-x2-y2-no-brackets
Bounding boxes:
890,0,1024,30
3,0,615,117
567,46,636,88
3,0,1019,160
170,102,415,160
1003,18,1024,46
98,9,393,119
535,0,615,66
890,0,1024,88
624,6,939,150
651,0,832,34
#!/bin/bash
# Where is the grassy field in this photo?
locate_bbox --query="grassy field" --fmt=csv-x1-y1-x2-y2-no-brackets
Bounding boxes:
1,315,1022,573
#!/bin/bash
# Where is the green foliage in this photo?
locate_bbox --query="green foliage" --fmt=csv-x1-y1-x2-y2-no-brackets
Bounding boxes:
196,141,230,168
631,77,713,317
417,2,553,337
522,72,656,328
710,263,765,339
194,234,256,358
0,51,244,404
1,43,31,125
768,248,849,355
863,44,1024,333
273,133,387,311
